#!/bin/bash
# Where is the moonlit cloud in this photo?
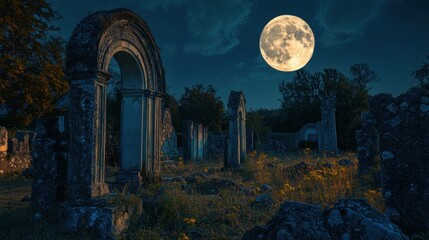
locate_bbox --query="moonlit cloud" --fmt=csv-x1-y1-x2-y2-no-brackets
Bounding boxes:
140,0,253,56
184,0,252,56
316,0,399,46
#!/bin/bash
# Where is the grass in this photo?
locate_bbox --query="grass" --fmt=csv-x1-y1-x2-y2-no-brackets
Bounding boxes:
0,151,384,239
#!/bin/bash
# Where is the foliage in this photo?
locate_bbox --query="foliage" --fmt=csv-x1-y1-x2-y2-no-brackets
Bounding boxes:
0,0,68,128
0,151,384,239
413,55,429,86
178,84,225,132
279,66,371,149
349,63,379,90
163,92,180,131
246,111,271,147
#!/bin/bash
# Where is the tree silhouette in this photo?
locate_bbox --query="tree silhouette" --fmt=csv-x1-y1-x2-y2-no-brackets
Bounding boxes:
0,0,68,127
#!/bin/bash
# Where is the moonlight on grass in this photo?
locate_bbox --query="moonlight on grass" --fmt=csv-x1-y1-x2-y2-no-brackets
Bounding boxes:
260,15,315,72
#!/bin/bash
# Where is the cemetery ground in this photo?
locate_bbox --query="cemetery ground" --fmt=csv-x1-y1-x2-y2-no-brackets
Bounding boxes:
0,151,383,240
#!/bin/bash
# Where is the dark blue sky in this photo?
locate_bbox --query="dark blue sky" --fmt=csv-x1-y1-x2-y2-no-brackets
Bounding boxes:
47,0,429,109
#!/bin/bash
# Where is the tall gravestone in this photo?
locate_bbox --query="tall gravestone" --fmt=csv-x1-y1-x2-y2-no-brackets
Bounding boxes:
318,96,338,153
227,91,246,168
65,9,165,199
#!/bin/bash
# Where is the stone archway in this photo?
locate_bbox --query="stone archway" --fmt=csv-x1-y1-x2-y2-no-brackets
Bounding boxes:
65,9,165,199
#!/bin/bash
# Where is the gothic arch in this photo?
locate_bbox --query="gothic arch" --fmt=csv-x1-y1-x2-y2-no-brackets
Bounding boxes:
65,9,165,199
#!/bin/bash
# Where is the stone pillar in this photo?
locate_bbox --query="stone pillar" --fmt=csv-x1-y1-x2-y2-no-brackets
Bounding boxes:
228,115,240,167
203,127,208,160
240,114,247,162
151,94,163,180
319,96,338,153
67,72,110,199
31,116,69,212
226,91,246,168
356,112,379,176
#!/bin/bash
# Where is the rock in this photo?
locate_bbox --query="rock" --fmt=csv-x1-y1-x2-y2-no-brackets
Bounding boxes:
185,173,207,184
243,199,408,240
322,163,333,168
255,193,273,205
260,184,272,192
337,159,354,167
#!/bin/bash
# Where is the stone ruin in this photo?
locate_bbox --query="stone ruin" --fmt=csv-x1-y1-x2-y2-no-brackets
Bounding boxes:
295,96,338,153
30,9,166,238
226,91,246,168
0,126,33,174
356,85,429,235
182,121,208,162
161,108,178,161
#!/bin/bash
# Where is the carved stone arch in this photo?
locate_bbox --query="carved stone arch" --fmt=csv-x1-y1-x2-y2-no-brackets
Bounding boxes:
65,9,165,199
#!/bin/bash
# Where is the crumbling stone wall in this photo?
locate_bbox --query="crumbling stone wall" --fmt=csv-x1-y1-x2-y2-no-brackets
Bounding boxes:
361,86,429,235
0,126,33,175
207,133,227,160
356,112,379,176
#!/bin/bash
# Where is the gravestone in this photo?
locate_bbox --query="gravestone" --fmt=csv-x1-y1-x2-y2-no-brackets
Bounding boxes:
226,91,246,168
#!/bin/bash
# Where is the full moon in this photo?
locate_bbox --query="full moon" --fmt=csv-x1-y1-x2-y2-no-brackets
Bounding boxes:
259,15,315,72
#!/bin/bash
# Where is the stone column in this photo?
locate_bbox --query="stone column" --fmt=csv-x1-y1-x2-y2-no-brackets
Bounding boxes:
239,115,246,162
67,71,110,199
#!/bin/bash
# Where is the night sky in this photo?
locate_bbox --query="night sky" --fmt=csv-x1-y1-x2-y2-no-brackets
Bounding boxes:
47,0,429,109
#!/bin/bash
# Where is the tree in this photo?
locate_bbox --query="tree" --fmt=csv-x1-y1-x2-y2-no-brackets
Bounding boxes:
0,0,68,128
349,63,379,90
246,110,271,147
178,84,224,132
413,55,429,86
164,92,180,131
279,66,371,150
279,69,322,132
